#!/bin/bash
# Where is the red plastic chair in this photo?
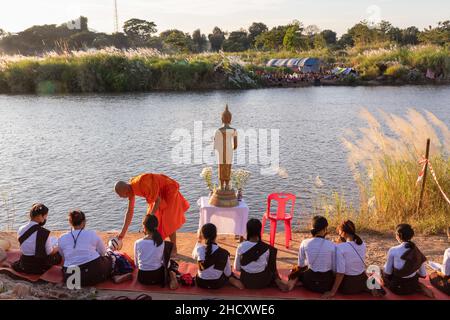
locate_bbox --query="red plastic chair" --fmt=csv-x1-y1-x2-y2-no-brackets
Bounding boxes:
261,193,296,249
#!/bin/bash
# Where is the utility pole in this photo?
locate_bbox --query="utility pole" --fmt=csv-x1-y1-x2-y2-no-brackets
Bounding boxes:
113,0,119,33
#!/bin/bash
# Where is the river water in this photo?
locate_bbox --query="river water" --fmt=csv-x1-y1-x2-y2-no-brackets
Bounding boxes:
0,86,449,233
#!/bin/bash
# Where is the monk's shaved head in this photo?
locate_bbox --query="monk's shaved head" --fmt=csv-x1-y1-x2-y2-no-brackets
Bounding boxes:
115,181,132,198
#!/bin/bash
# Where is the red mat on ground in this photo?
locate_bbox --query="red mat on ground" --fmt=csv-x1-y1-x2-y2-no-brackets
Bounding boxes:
2,250,448,300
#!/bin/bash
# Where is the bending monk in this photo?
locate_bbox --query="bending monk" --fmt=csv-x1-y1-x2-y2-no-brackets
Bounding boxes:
115,173,189,255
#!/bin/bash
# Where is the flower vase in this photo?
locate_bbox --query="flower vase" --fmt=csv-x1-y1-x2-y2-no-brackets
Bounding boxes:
236,189,243,201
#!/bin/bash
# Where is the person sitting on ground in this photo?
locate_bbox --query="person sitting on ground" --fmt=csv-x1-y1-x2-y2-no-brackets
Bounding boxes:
428,247,449,295
12,203,61,274
193,223,243,290
383,224,434,298
233,219,287,291
322,220,381,298
287,215,335,293
135,215,178,289
59,210,131,287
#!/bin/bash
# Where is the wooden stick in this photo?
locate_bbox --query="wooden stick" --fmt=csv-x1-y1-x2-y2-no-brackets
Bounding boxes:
416,138,431,216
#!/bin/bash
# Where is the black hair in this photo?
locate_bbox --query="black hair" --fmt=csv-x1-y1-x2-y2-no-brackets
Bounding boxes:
396,223,415,249
246,218,262,241
338,220,363,245
142,215,163,247
201,223,217,260
69,210,86,227
310,215,328,237
30,203,48,219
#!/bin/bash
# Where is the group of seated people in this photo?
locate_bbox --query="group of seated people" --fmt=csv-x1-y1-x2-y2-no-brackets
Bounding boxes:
11,203,450,297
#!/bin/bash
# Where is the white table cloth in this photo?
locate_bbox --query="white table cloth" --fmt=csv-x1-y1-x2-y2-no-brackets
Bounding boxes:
197,197,249,236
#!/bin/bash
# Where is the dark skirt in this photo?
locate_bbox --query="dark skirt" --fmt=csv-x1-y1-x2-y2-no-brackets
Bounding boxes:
240,268,276,289
289,266,334,293
196,273,228,289
13,253,62,275
301,269,334,293
429,271,450,296
339,272,368,294
383,272,420,295
138,267,165,286
63,256,112,287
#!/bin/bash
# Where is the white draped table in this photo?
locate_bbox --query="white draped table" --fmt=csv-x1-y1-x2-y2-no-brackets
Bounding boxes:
197,197,249,236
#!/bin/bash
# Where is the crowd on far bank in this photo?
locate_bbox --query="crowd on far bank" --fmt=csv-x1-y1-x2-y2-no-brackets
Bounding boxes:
2,203,449,299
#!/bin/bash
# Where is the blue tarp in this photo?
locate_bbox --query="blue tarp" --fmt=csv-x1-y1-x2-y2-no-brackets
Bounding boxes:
266,57,320,72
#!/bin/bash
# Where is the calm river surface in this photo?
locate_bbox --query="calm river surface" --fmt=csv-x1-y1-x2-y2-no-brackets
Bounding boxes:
0,86,449,232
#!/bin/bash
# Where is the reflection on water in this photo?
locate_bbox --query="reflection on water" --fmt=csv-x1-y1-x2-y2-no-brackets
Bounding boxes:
0,86,449,232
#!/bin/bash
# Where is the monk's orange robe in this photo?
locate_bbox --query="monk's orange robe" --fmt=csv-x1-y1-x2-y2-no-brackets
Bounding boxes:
130,173,189,239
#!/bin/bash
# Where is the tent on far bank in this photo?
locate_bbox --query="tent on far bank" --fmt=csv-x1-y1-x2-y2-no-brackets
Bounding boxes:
266,57,321,73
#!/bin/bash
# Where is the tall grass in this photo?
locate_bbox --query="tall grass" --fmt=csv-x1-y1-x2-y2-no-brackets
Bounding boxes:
1,45,448,93
326,109,450,234
0,49,259,93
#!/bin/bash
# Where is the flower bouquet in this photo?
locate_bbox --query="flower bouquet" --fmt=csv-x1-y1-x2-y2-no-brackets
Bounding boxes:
200,167,215,196
231,169,251,201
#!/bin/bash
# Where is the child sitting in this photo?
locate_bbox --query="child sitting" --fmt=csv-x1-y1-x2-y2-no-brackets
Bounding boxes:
193,223,243,290
13,203,61,274
383,224,434,298
134,215,178,289
234,219,287,291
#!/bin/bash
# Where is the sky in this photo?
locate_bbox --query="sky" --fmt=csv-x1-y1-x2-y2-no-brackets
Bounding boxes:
0,0,449,36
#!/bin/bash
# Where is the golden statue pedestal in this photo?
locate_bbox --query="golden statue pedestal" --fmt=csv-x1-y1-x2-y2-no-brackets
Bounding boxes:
209,189,238,208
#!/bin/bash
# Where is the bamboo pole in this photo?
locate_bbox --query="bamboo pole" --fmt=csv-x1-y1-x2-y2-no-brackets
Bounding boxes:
416,138,430,216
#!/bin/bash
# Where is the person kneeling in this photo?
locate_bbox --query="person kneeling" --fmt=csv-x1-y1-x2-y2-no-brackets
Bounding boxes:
193,223,243,290
383,224,434,298
13,204,61,274
59,210,129,287
429,248,449,295
135,215,178,289
287,216,335,293
234,219,287,291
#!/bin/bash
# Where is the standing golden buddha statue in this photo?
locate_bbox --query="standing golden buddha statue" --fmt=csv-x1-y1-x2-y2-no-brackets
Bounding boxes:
209,105,239,207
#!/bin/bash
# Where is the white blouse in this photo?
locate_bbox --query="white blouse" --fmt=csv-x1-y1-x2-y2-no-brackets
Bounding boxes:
298,237,336,272
442,248,450,276
336,241,366,276
192,242,231,280
134,238,165,271
384,242,427,278
234,241,269,274
58,229,106,267
18,221,55,256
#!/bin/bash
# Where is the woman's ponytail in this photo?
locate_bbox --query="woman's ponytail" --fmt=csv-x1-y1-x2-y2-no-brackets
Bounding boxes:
338,220,363,245
200,223,217,260
142,215,163,247
396,224,415,249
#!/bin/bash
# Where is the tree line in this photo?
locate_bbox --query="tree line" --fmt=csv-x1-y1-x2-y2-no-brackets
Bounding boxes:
0,17,448,55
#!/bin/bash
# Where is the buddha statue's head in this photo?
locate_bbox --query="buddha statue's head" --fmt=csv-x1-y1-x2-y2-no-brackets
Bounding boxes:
221,104,232,125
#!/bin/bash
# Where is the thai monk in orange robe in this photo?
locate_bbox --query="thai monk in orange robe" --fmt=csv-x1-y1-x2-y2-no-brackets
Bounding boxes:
115,173,189,254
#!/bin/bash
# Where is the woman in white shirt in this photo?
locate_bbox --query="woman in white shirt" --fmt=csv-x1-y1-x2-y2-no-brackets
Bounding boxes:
287,216,335,293
323,220,375,298
234,219,287,291
135,214,178,289
193,223,243,289
383,224,434,298
12,203,61,274
59,210,129,286
429,248,449,295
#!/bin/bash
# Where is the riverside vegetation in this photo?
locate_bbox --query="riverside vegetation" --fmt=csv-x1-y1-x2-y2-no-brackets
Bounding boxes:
0,18,449,93
320,109,450,235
